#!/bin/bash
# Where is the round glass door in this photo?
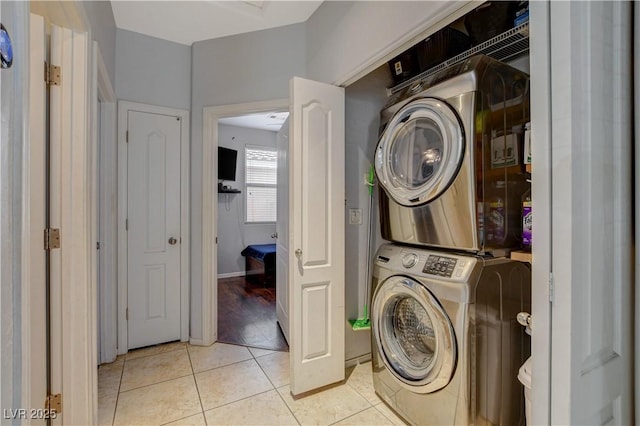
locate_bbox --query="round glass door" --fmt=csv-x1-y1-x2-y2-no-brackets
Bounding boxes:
375,98,464,207
372,275,456,393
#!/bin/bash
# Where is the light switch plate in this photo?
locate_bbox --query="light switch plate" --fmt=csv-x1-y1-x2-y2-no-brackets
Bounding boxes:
349,208,362,225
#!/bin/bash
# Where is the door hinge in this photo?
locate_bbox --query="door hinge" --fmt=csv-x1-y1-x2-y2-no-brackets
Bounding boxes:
126,219,128,231
549,272,554,303
96,241,100,250
44,228,61,250
45,393,62,414
44,62,61,86
126,130,129,143
126,308,129,321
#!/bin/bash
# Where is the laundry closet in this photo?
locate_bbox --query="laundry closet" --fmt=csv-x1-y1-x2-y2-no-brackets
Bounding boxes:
341,2,533,424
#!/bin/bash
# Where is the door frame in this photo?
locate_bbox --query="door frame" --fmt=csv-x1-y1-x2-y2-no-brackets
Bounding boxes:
528,2,552,423
23,10,47,419
93,44,117,364
117,101,190,354
198,99,288,346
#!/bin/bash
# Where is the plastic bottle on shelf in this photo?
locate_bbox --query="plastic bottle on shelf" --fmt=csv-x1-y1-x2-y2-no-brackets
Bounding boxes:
522,188,532,249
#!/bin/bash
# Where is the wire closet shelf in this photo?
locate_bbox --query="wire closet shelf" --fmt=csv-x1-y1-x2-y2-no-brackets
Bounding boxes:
390,22,530,95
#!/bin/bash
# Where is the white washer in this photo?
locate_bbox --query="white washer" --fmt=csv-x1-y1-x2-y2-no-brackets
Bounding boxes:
371,243,531,425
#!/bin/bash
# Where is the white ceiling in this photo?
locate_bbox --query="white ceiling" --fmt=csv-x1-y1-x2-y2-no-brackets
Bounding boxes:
110,1,323,46
219,111,289,132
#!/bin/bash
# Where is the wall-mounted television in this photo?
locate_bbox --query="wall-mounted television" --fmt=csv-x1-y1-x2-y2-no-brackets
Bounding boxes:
218,147,238,181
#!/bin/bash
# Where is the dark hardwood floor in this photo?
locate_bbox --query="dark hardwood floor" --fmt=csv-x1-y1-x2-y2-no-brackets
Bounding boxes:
217,276,289,352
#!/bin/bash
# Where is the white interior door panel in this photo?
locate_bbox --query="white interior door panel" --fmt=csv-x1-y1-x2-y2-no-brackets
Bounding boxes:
289,77,345,395
127,110,182,349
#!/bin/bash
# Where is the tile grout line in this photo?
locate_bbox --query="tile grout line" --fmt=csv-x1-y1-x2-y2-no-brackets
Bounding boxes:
118,371,195,394
325,363,380,426
185,346,209,425
372,402,408,426
347,362,405,425
187,348,255,375
272,386,302,426
111,356,127,426
252,354,301,425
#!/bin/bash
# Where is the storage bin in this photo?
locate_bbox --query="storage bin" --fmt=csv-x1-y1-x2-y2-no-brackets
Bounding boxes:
416,27,472,72
465,2,518,45
387,46,420,85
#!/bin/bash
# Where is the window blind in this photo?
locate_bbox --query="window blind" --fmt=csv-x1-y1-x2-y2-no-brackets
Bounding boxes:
245,146,277,222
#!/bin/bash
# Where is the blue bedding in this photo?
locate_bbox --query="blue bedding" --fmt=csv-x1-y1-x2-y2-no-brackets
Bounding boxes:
241,244,276,262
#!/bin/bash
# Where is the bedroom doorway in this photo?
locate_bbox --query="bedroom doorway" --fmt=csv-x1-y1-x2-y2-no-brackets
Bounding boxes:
216,111,289,352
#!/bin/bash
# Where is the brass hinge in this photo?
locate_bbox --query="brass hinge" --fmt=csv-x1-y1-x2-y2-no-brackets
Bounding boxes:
44,228,61,250
45,393,62,414
44,62,61,86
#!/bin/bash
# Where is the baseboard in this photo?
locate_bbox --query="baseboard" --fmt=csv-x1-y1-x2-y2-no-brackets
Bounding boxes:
217,271,245,279
345,352,372,369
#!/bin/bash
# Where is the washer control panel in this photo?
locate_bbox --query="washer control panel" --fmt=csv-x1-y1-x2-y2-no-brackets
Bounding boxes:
376,244,477,282
423,255,457,277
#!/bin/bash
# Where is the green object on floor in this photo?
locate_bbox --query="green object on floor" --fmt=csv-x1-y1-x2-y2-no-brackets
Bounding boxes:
349,307,371,331
349,164,375,332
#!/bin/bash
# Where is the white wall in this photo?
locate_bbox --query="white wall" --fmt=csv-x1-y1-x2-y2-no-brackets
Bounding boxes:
343,65,391,361
217,125,277,276
115,29,191,110
190,23,305,340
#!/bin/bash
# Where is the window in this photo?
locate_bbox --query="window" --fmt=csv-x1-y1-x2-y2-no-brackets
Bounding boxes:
245,146,277,222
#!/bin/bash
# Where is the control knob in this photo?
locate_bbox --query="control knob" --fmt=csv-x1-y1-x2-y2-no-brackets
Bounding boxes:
401,253,418,269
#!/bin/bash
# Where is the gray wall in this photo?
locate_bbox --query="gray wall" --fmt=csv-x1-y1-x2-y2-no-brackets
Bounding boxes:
190,23,306,340
217,125,277,276
115,29,191,110
344,65,391,361
305,1,458,84
81,1,116,88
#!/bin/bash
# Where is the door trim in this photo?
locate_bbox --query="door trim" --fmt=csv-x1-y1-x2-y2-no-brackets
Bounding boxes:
23,11,47,418
199,99,288,346
117,101,190,354
528,2,552,423
94,44,117,364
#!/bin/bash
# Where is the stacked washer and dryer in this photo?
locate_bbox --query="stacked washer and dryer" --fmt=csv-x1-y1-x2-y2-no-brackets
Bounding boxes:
370,55,532,425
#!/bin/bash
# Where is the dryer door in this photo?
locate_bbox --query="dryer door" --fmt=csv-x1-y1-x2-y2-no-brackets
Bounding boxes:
375,98,464,207
372,275,457,393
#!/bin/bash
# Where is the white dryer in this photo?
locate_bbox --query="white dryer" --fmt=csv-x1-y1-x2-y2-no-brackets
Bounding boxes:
375,55,530,253
371,243,530,425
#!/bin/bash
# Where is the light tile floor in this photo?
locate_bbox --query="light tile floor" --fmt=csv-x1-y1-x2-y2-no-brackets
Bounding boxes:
98,342,408,426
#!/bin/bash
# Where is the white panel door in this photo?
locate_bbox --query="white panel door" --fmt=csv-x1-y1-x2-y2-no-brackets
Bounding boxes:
547,1,632,424
127,111,182,349
289,77,345,395
276,118,290,344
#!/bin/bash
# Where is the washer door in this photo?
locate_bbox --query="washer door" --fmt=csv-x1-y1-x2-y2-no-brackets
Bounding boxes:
372,275,457,393
375,98,464,207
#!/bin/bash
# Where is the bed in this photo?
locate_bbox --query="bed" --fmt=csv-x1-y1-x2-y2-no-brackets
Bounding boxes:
241,244,276,286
